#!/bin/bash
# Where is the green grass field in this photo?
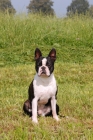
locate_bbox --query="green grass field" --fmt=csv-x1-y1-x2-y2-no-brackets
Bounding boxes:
0,13,93,140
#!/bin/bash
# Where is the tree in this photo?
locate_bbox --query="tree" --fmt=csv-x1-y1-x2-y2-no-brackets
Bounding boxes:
0,0,16,14
67,0,89,16
27,0,54,15
89,5,93,17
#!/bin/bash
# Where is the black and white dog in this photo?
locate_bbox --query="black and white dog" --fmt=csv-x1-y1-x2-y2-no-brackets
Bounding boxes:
23,48,59,123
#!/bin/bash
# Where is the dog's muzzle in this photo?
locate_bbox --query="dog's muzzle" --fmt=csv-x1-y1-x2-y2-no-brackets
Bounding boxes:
38,66,50,77
41,66,46,74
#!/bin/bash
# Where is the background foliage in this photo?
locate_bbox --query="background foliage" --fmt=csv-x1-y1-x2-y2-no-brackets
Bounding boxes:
0,0,16,14
27,0,54,15
0,13,93,66
67,0,89,16
89,5,93,17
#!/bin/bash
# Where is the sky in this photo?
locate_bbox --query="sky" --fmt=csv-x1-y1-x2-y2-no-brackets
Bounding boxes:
11,0,93,17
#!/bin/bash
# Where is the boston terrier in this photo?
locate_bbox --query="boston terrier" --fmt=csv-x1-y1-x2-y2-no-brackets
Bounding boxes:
23,48,59,123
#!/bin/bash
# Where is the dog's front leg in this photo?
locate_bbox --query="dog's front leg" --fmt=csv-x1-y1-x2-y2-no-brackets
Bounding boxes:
32,98,38,123
51,96,59,121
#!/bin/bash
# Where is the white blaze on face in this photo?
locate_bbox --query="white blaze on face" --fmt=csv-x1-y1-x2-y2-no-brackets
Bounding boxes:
42,58,47,66
38,58,50,77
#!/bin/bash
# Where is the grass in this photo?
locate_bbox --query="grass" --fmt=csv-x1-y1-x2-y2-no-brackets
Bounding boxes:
0,13,93,139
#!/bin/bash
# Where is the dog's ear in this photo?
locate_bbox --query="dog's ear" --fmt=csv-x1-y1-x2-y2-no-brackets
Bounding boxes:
35,48,42,60
48,48,56,61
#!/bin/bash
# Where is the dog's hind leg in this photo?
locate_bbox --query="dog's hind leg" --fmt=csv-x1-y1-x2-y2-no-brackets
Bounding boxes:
23,100,32,117
45,104,59,117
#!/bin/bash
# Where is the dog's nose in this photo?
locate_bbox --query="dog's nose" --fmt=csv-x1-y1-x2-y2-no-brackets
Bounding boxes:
41,66,46,71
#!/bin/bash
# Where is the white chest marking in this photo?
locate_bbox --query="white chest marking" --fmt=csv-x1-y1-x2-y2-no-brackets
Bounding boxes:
32,73,59,123
33,74,57,103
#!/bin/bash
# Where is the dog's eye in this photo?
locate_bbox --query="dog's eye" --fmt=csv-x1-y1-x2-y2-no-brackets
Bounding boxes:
38,62,42,66
46,62,51,67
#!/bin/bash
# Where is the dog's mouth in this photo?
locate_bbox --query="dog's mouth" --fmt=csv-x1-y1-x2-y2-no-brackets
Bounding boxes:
41,71,46,74
40,71,47,76
38,71,49,77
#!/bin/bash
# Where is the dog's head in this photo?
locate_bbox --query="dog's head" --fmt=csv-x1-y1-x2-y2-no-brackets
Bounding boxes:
35,48,56,77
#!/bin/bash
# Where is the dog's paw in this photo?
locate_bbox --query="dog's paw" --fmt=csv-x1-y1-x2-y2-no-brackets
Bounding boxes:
32,117,38,124
32,119,38,124
53,115,60,121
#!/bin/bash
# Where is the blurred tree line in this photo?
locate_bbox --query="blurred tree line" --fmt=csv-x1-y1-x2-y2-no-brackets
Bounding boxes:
27,0,54,15
67,0,93,17
0,0,93,17
0,0,16,14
